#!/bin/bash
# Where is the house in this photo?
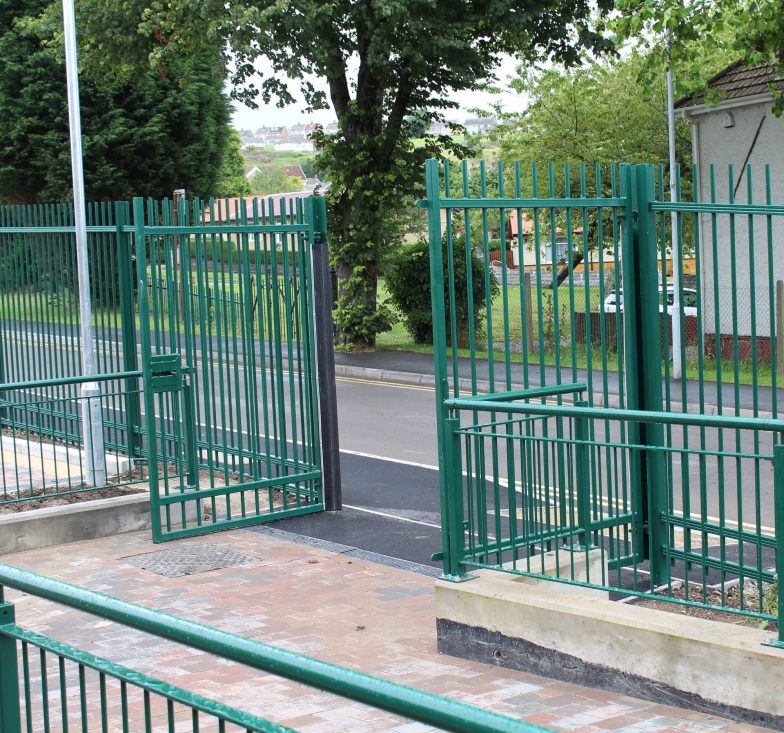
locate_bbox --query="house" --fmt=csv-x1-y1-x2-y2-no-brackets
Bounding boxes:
464,117,498,135
282,165,307,184
244,166,260,180
202,192,317,247
676,60,784,356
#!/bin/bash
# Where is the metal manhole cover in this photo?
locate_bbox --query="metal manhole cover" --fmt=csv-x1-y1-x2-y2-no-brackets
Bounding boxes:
124,544,256,577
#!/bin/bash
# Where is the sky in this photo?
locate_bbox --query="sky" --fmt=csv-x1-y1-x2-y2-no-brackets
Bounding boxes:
230,56,525,131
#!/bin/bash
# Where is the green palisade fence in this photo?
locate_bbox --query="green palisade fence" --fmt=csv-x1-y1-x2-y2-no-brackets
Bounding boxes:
425,159,784,641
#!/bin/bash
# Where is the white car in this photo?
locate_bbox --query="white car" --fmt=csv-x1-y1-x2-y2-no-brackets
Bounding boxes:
602,287,697,317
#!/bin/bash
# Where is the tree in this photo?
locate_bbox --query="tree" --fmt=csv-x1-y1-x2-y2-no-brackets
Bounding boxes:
0,0,233,203
498,54,693,171
76,0,614,347
215,130,252,197
386,236,497,347
611,0,784,113
249,168,303,196
492,52,704,283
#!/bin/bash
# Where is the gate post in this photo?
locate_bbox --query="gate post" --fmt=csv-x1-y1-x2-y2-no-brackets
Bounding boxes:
133,197,162,541
116,201,143,458
621,165,668,587
310,196,342,511
0,601,21,733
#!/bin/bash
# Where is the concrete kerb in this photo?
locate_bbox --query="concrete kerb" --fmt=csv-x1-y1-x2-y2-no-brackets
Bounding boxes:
330,362,772,419
0,494,153,555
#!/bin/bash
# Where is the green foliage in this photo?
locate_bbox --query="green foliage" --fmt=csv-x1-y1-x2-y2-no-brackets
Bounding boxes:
0,0,233,203
497,53,693,172
215,130,251,197
385,236,496,347
75,0,616,348
250,168,303,195
610,0,781,113
763,576,778,618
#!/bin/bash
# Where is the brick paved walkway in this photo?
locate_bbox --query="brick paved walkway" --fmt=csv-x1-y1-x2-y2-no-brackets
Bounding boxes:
1,528,770,732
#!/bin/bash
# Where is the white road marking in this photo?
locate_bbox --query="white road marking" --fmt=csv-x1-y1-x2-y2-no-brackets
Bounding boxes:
342,503,442,530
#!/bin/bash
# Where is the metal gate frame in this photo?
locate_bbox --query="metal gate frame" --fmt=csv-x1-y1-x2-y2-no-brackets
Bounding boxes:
426,158,784,624
133,194,339,542
426,160,688,582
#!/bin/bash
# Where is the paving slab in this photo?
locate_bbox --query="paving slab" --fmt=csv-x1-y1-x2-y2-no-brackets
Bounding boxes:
0,527,770,732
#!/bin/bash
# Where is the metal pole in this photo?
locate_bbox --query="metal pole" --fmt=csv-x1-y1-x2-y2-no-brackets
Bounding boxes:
62,0,105,485
173,189,186,321
310,197,342,511
667,52,683,379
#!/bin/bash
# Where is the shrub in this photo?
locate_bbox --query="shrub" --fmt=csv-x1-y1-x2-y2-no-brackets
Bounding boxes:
385,236,497,347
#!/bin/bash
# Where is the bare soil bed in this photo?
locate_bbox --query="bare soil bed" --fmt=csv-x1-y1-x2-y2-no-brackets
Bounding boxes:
0,485,147,514
632,584,777,631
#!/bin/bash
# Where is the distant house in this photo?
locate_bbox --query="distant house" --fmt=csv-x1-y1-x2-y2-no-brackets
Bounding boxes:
244,166,260,180
282,165,307,184
289,122,318,137
272,136,314,152
676,61,784,351
464,117,498,135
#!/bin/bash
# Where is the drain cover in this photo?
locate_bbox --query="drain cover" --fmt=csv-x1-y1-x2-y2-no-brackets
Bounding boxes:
125,544,256,577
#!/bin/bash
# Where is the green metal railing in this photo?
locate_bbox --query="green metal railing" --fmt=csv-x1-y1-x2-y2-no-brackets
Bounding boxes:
441,395,784,643
425,159,784,636
0,372,147,504
0,202,133,389
0,564,543,732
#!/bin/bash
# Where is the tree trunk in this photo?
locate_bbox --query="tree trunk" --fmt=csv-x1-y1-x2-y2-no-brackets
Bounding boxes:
552,252,584,288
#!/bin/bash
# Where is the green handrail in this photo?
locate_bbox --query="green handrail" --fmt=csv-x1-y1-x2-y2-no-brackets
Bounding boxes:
0,563,548,733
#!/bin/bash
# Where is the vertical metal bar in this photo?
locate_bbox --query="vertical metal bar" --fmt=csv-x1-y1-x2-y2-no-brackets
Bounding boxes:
426,159,463,579
774,443,784,645
0,601,22,733
116,202,142,459
574,400,592,550
444,416,468,578
309,196,340,511
777,281,784,375
622,165,667,579
633,165,668,586
134,197,162,541
524,271,533,355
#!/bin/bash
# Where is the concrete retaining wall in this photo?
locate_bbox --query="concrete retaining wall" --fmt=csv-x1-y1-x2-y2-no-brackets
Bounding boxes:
0,494,153,555
436,569,784,729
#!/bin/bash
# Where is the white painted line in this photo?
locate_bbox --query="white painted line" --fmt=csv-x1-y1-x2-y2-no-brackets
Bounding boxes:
338,448,440,472
342,503,442,530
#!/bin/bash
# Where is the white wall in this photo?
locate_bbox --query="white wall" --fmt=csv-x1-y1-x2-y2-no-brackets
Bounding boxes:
690,100,784,338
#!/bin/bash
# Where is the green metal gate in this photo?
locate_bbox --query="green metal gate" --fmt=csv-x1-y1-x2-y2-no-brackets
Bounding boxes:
425,159,784,631
423,159,644,579
133,195,328,541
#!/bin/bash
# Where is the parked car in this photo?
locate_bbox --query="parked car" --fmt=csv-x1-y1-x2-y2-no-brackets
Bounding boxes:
602,287,697,316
